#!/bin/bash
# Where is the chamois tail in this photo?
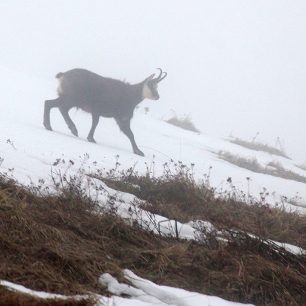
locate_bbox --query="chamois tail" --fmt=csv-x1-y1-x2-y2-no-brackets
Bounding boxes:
55,72,64,79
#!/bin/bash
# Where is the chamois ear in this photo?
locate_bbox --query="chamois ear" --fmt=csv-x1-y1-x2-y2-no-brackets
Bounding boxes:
144,74,155,83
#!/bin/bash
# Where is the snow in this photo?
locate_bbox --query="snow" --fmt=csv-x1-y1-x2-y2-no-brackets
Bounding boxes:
121,269,254,306
0,270,254,306
266,240,306,255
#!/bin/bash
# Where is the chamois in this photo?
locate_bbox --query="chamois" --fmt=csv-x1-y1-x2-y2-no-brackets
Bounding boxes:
43,68,167,156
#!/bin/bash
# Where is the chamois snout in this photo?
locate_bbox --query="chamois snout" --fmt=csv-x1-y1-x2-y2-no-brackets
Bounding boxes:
153,92,160,100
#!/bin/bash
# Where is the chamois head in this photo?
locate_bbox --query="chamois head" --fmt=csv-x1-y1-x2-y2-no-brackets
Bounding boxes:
142,68,167,100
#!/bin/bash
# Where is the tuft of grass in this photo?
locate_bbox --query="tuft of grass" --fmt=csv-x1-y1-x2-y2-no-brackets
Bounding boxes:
218,150,306,184
296,163,306,172
165,115,200,133
229,137,290,159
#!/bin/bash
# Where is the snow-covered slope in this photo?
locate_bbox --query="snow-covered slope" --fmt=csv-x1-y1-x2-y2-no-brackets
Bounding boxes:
0,66,305,213
1,66,306,305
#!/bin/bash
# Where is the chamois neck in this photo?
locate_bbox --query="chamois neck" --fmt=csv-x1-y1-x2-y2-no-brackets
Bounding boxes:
130,81,145,107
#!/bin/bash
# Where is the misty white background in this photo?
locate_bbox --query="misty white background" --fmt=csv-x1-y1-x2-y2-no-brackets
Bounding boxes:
0,0,305,161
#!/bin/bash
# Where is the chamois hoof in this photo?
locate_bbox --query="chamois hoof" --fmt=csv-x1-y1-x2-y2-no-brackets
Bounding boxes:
87,137,96,143
43,122,52,131
71,128,78,137
134,149,144,157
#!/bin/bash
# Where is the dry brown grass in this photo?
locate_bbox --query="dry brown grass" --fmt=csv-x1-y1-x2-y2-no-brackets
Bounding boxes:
165,115,200,133
0,172,306,306
218,151,306,184
296,163,306,172
103,165,306,249
229,137,290,159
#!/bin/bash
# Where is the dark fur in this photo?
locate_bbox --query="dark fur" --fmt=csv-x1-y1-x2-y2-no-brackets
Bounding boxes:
43,68,163,156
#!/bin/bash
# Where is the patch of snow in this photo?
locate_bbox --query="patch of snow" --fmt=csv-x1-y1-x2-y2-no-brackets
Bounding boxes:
267,240,306,256
0,280,86,300
100,269,255,306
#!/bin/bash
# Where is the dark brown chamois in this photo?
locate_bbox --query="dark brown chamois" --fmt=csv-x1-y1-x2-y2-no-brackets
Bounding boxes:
43,68,167,156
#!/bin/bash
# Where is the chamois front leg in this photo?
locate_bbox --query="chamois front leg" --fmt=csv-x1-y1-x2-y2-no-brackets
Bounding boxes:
116,118,144,157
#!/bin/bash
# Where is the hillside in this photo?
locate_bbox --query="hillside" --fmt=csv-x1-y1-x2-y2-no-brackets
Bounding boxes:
0,67,306,305
0,168,305,306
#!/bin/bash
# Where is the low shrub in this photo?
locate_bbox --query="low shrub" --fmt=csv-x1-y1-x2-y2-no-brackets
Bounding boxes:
218,151,306,184
229,137,290,159
165,115,200,133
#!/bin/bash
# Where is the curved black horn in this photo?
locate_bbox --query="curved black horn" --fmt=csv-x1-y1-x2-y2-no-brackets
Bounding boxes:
156,68,163,80
155,68,167,83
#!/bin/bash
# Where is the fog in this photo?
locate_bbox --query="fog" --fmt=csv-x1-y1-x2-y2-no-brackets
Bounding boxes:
0,0,305,161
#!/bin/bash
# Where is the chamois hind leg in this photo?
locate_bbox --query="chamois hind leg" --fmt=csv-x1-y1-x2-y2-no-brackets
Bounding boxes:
43,98,60,131
59,105,78,137
87,113,100,143
116,117,144,156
